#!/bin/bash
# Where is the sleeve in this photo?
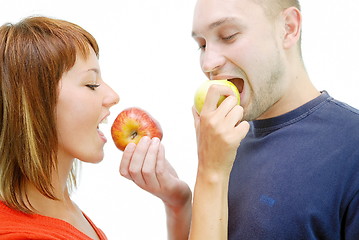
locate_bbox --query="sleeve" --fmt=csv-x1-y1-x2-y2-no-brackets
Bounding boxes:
344,186,359,239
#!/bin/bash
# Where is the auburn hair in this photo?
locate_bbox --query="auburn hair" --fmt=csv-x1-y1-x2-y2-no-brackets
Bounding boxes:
0,16,99,213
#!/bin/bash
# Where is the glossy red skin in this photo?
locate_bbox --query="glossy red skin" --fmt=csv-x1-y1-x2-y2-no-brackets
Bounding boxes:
111,107,163,151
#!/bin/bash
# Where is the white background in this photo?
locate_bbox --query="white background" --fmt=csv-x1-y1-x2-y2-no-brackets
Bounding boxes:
1,1,358,239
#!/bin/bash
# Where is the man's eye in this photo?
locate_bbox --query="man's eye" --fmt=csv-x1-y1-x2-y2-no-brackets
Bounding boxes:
86,84,100,90
222,33,239,41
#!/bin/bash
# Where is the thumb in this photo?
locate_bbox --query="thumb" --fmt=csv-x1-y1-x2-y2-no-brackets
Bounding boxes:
192,106,200,129
192,106,200,139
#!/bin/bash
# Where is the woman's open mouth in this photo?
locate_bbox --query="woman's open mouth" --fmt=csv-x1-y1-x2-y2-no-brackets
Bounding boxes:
97,117,108,143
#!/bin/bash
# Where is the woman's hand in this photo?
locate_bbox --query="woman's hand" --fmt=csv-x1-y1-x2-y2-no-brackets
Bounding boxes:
120,137,192,240
120,136,191,207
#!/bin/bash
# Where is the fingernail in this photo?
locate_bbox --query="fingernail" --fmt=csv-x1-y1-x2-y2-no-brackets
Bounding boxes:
125,142,136,151
141,136,150,142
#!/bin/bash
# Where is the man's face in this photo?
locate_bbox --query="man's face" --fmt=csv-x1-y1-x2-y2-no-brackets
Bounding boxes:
192,0,288,120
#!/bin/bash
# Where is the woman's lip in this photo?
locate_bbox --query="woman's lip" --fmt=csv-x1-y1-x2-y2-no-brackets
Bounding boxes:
97,129,107,143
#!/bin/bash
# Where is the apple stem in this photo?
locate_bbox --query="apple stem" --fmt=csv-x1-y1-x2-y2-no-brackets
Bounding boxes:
131,131,138,139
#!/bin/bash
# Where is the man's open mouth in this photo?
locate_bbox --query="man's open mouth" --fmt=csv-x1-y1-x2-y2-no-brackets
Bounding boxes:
228,78,244,93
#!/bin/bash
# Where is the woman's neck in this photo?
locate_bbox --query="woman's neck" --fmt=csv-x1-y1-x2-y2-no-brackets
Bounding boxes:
24,155,76,216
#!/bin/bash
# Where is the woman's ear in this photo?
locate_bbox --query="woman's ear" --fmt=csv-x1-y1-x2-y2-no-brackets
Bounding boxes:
281,7,302,49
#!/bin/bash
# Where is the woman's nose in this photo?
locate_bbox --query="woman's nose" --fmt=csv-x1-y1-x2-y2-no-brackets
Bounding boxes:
103,82,120,108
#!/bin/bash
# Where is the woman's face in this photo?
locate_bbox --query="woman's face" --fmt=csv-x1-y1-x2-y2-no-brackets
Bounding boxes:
55,48,119,163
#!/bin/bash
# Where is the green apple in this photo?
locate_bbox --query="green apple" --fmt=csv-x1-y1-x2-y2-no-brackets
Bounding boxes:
194,80,240,114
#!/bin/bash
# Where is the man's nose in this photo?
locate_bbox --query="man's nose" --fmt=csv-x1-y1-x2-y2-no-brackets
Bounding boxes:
200,46,226,74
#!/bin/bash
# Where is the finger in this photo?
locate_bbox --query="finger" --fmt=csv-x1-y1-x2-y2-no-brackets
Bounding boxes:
128,136,151,185
192,106,200,132
156,145,182,197
225,105,244,127
119,142,136,180
215,95,240,118
155,144,169,188
141,137,161,188
192,106,200,126
201,84,236,114
235,120,250,143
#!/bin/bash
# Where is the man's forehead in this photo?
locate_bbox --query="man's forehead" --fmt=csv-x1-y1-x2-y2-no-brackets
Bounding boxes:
192,0,259,37
192,17,244,38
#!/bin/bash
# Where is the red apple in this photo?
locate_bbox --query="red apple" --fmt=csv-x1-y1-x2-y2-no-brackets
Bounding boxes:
111,107,163,151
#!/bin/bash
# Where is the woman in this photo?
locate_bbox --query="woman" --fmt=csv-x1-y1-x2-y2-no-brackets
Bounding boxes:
0,16,248,240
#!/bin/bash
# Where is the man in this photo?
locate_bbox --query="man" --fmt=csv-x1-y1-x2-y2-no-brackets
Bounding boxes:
191,0,359,239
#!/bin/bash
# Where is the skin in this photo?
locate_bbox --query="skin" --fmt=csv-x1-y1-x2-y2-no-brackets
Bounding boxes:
56,48,118,165
120,137,192,240
189,0,320,239
190,87,250,240
192,0,320,121
120,90,248,240
25,48,192,239
26,48,119,240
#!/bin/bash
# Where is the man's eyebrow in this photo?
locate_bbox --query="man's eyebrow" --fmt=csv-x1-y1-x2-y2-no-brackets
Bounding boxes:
209,17,237,29
192,17,240,37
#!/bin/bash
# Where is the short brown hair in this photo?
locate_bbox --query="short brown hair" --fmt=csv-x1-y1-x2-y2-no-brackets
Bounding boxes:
254,0,302,56
255,0,301,19
0,16,99,213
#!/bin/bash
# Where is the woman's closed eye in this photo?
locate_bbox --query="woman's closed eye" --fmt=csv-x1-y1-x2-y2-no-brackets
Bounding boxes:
86,84,101,90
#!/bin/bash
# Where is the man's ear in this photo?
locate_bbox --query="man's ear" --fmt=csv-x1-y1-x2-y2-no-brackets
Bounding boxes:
281,7,302,49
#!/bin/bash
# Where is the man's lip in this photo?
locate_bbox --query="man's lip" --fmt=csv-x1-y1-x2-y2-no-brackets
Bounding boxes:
210,76,244,93
211,76,235,81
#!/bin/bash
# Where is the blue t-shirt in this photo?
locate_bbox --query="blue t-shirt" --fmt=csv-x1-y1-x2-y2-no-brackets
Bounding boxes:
228,92,359,240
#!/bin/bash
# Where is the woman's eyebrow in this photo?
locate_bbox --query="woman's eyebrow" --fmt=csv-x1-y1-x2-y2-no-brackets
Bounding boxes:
86,68,100,74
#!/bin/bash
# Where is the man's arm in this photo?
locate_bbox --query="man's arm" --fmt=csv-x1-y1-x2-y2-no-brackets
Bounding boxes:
189,85,249,239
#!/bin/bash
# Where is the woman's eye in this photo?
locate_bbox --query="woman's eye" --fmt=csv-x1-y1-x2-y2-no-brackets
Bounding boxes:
86,84,100,90
198,44,206,50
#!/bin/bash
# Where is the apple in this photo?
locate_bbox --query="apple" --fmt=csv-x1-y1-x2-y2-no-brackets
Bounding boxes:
111,107,163,151
194,79,240,114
